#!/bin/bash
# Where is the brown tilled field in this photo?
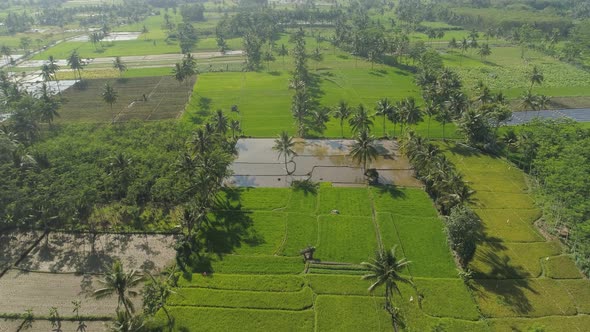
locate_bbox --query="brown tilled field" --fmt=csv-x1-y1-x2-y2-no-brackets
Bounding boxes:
0,232,44,274
56,76,196,123
18,232,177,274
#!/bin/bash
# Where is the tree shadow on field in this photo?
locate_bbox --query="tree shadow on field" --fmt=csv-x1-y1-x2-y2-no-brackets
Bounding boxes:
374,184,406,199
197,97,212,115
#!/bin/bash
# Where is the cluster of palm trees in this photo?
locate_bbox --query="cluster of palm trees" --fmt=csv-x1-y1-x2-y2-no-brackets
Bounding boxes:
172,53,197,85
40,56,61,94
520,65,551,118
402,131,471,215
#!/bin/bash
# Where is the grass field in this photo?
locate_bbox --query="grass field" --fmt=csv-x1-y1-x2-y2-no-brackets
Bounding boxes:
151,183,491,331
55,76,195,122
440,142,590,330
442,46,590,101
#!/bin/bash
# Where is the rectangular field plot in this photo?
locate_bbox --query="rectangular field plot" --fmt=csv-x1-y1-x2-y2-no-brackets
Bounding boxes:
232,211,286,256
307,274,385,296
470,241,561,279
414,278,480,320
229,187,291,211
177,274,305,292
0,270,129,317
158,307,315,332
282,213,318,256
475,208,544,242
471,278,577,318
391,215,457,278
316,215,378,263
315,295,391,332
558,280,590,313
317,187,372,216
210,255,303,274
0,231,43,272
371,187,439,218
169,287,314,310
56,76,194,123
17,232,176,273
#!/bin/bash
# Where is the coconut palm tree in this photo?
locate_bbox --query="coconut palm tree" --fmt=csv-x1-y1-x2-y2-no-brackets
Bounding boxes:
273,131,297,176
435,107,453,141
520,90,538,120
113,57,127,77
477,43,491,60
349,130,378,175
47,56,61,94
529,65,544,91
40,64,53,84
277,43,289,66
230,119,241,139
332,100,351,138
399,97,422,133
38,83,60,125
213,109,228,135
93,261,143,315
349,104,373,135
423,101,439,139
109,310,143,332
181,53,197,81
66,50,83,82
102,82,118,123
362,246,413,332
375,98,394,137
172,63,185,85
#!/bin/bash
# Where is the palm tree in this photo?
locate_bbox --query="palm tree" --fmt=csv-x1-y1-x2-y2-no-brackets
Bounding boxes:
89,32,102,51
375,98,394,137
47,56,61,94
478,43,491,60
333,100,351,138
66,50,83,82
399,97,422,133
362,246,413,332
213,109,228,135
181,53,197,81
278,43,289,66
38,83,60,125
230,119,241,139
538,94,551,114
349,130,378,175
172,63,185,85
1,45,12,66
109,310,144,332
349,104,373,135
529,66,544,92
520,90,538,120
113,57,127,77
93,261,143,315
460,38,469,64
435,107,453,141
273,131,297,176
423,101,439,139
102,82,118,123
40,64,53,84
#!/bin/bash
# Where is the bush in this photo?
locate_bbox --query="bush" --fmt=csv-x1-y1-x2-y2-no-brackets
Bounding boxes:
444,205,480,268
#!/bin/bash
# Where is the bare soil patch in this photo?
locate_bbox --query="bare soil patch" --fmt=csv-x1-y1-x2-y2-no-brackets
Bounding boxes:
18,232,177,274
0,231,44,273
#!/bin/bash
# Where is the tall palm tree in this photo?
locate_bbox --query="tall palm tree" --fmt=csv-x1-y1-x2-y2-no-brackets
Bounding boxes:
1,45,12,66
93,261,143,315
349,130,378,175
332,100,351,138
66,50,83,82
102,82,118,123
213,109,228,135
399,97,422,133
38,83,60,125
113,56,127,77
273,131,297,176
423,101,439,139
349,104,373,135
375,98,394,137
520,90,538,120
529,65,544,91
40,64,53,85
109,310,143,332
278,43,289,66
172,63,185,85
47,56,61,94
230,119,241,139
362,246,413,332
181,53,197,81
435,107,453,141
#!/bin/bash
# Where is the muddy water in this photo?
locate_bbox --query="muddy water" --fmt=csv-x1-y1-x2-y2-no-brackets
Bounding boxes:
230,139,421,188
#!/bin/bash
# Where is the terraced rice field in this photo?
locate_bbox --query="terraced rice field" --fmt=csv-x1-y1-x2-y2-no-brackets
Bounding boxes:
441,143,590,330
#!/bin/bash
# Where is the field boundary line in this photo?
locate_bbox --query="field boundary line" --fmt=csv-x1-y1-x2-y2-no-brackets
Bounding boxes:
0,231,47,279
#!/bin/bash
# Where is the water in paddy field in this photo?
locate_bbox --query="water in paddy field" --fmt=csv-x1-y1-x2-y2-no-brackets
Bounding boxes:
69,31,142,42
507,109,590,124
228,139,422,188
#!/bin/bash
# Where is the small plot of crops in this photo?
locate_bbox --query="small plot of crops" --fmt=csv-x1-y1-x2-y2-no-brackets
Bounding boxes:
471,278,577,318
544,256,583,279
413,278,481,320
210,255,303,274
316,215,378,263
56,76,194,123
371,186,439,218
168,287,314,310
490,315,590,332
442,46,590,97
314,295,391,332
232,211,286,256
156,307,315,332
474,208,543,242
558,280,590,314
227,187,291,211
282,213,318,256
177,274,306,292
317,187,372,216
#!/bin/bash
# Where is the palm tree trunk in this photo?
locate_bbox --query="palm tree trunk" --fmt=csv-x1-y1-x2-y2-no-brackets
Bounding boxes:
382,115,386,137
340,119,344,138
427,116,431,138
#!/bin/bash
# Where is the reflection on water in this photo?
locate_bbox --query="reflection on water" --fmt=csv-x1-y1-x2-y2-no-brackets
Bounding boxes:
229,139,421,188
